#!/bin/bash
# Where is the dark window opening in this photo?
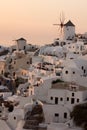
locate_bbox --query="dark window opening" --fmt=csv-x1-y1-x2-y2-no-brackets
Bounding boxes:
64,112,67,118
73,71,75,74
84,69,86,74
60,97,63,101
1,70,3,74
82,66,84,70
55,113,59,117
56,73,61,76
65,71,68,74
24,46,26,50
50,97,53,100
71,98,75,104
77,99,79,103
55,97,58,104
72,93,74,96
67,97,69,101
30,58,32,64
27,87,29,89
13,72,15,76
27,61,29,64
14,116,16,120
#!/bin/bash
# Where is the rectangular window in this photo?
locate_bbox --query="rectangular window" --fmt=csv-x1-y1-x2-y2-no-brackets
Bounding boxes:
77,99,79,103
31,91,32,95
71,98,75,104
60,97,63,101
67,97,69,101
64,112,67,119
55,97,58,104
30,58,32,64
55,113,59,117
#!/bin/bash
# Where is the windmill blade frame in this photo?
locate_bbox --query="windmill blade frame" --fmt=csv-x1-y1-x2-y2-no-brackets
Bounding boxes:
53,12,65,35
60,12,65,24
53,24,60,26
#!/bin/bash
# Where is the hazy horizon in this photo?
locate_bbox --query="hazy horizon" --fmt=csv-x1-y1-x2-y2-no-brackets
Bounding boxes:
0,0,87,46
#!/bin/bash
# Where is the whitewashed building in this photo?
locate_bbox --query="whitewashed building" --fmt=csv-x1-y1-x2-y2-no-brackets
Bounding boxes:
43,82,87,124
62,59,82,82
7,108,24,130
16,38,26,51
34,75,59,102
62,55,87,87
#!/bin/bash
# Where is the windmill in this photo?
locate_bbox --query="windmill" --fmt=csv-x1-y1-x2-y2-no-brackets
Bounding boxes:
53,12,65,37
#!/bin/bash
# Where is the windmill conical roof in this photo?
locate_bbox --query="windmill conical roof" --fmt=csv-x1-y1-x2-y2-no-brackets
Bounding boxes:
16,37,26,41
64,20,75,27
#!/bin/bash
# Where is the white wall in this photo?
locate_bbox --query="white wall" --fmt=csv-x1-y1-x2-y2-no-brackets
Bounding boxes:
32,56,43,64
74,75,87,87
47,89,65,105
62,65,87,87
66,90,83,105
65,42,84,54
43,104,70,123
16,39,26,51
34,76,58,102
47,123,68,130
62,56,87,87
62,66,82,82
7,109,24,130
18,96,33,108
47,88,86,105
63,26,75,40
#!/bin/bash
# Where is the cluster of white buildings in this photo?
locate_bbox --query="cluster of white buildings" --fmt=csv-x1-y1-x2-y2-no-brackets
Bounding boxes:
0,20,87,130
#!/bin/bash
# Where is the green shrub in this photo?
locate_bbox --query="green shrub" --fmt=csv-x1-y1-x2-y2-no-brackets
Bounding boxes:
52,79,63,84
70,103,87,130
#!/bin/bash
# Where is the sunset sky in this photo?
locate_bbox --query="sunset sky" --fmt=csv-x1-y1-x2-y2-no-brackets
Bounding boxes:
0,0,87,46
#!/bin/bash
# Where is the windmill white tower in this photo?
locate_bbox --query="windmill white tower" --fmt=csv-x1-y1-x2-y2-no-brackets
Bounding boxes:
63,20,75,40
